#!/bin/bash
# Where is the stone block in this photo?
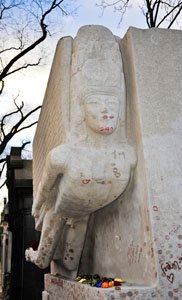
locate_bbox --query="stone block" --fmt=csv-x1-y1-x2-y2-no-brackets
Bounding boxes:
44,274,157,300
32,26,182,300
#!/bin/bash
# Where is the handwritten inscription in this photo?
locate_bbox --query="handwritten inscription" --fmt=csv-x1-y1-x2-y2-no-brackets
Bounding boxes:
161,257,182,284
167,273,174,284
51,278,64,288
113,167,121,178
165,224,181,241
127,242,142,265
152,205,160,220
153,205,159,211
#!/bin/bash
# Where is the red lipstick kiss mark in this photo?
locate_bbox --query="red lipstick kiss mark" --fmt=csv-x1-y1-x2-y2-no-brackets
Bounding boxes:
82,179,91,184
99,127,114,132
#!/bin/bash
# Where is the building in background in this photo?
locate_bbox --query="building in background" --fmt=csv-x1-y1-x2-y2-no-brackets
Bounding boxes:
0,147,49,300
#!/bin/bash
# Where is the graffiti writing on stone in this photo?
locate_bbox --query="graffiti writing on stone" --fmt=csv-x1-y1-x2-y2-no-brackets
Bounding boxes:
161,256,182,284
127,241,143,265
165,224,181,241
51,278,64,288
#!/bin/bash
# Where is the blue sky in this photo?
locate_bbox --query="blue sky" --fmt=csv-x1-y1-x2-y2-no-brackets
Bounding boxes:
61,0,147,37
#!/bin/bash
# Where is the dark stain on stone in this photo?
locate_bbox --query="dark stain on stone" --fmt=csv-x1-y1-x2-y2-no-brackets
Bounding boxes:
151,292,156,297
168,291,173,297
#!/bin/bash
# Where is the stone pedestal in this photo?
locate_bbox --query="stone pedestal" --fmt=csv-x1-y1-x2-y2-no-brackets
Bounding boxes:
43,274,157,300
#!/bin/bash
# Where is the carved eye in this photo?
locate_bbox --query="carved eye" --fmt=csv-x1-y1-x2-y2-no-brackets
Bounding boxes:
86,100,100,106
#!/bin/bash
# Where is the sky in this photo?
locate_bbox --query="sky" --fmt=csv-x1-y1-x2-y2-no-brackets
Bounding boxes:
0,0,181,204
1,0,148,150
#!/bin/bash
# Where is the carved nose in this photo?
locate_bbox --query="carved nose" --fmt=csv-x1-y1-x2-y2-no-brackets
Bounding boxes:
101,105,108,113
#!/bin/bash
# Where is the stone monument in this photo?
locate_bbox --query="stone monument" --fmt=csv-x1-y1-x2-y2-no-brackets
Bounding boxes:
26,25,182,300
25,25,136,279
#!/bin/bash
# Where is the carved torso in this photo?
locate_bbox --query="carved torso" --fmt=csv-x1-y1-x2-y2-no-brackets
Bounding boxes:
54,145,135,217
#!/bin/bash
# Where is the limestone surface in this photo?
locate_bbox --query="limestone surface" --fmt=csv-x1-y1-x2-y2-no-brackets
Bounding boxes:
26,25,182,300
25,25,136,279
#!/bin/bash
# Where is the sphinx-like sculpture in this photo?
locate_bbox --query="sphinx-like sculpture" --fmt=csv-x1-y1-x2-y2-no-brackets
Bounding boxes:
25,25,136,279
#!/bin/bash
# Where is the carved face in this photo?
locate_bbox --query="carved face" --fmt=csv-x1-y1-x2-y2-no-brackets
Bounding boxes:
84,94,120,134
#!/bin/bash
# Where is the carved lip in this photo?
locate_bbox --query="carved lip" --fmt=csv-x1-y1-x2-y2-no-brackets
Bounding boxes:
100,126,114,132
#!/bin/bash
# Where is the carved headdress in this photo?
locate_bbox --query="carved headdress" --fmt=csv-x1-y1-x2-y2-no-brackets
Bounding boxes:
70,25,126,142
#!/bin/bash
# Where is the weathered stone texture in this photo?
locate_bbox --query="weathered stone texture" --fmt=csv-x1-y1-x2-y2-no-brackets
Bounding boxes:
122,27,182,297
32,26,182,299
33,37,72,193
44,274,158,300
79,27,182,298
27,26,136,280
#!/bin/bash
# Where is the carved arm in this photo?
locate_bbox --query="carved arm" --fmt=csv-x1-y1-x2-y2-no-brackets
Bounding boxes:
32,145,68,219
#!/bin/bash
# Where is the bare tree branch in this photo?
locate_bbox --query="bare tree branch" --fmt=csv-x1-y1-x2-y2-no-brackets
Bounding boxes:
0,0,66,94
168,4,182,27
0,161,6,189
145,0,155,27
19,140,31,151
156,1,182,27
0,178,6,189
0,45,24,54
0,158,6,164
153,0,161,25
0,105,41,155
0,0,23,20
97,0,130,24
97,0,182,28
16,121,38,133
0,80,4,94
4,58,42,78
1,94,23,138
0,0,76,187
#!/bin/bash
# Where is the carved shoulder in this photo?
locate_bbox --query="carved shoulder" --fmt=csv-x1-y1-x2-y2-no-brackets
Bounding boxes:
46,144,70,173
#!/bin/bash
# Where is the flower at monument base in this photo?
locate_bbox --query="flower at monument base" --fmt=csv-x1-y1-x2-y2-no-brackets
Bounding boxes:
75,274,125,288
101,282,109,288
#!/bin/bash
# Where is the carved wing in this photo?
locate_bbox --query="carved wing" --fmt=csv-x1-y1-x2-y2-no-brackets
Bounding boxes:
33,36,73,196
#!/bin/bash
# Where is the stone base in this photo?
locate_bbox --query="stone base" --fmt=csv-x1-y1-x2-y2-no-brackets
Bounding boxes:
43,274,158,300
